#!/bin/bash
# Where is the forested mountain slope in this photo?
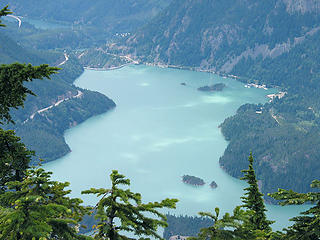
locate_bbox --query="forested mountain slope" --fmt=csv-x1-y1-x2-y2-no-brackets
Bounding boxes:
6,0,171,41
0,31,115,162
110,0,320,198
124,0,320,74
1,0,171,58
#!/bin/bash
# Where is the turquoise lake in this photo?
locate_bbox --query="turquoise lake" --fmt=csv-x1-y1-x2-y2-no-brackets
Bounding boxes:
44,65,306,231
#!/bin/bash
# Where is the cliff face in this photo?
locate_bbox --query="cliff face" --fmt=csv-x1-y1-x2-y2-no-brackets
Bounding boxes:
282,0,320,14
120,0,320,84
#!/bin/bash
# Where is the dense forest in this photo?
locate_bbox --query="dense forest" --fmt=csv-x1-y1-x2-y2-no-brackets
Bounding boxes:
7,0,170,28
219,93,320,200
219,30,320,197
163,215,213,239
2,0,171,51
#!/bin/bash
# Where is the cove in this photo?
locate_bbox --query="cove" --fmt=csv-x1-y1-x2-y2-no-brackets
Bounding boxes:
44,65,307,231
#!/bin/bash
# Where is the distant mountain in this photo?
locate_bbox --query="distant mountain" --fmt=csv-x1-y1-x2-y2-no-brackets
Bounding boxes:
7,0,171,32
2,0,171,51
109,0,320,197
0,31,115,162
124,0,320,82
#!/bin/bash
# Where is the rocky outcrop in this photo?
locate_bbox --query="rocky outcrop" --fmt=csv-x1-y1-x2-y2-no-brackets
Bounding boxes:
210,181,218,189
114,0,319,77
282,0,320,14
221,26,320,73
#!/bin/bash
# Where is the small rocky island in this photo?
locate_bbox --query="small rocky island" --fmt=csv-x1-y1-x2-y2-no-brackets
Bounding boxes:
197,83,226,92
182,175,205,186
210,181,218,189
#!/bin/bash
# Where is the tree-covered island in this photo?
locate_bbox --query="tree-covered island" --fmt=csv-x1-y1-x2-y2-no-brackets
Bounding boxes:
197,83,226,92
210,181,218,189
182,175,205,186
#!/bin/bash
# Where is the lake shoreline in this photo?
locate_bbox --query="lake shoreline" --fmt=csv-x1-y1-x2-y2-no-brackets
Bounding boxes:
50,63,272,193
44,65,305,231
47,65,274,195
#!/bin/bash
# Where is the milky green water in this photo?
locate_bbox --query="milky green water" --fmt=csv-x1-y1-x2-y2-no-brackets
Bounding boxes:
44,65,306,231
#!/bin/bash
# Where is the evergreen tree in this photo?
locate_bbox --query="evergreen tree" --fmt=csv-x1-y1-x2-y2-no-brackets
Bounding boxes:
0,4,58,193
0,6,90,239
0,5,11,27
82,170,178,240
0,166,91,239
189,206,253,240
0,62,58,124
270,180,320,240
190,206,276,239
240,152,273,232
0,5,58,125
0,129,34,192
192,153,277,240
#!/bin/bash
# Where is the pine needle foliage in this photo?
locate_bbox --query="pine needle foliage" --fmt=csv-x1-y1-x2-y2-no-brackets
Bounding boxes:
0,129,34,192
189,206,253,240
0,63,59,124
0,6,59,124
82,170,178,240
0,6,57,187
270,180,320,239
0,5,11,27
240,152,274,232
0,166,90,240
191,153,277,240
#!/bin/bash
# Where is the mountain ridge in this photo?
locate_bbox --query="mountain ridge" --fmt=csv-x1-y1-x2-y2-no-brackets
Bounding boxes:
121,0,320,77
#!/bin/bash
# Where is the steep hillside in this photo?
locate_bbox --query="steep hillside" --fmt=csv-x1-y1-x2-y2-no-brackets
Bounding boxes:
109,0,320,197
8,0,170,27
6,0,171,46
124,0,320,75
0,31,115,162
0,1,171,51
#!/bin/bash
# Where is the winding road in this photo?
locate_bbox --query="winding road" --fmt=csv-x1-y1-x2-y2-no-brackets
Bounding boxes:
7,15,22,28
23,90,83,124
57,53,69,66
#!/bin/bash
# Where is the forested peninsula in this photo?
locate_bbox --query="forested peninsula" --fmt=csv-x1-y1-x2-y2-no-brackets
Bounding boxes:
0,31,116,163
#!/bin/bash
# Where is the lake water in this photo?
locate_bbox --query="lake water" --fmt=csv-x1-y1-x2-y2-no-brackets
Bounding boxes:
44,65,306,231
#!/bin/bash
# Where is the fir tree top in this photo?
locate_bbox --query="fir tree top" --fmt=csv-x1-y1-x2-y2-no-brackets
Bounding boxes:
240,152,273,232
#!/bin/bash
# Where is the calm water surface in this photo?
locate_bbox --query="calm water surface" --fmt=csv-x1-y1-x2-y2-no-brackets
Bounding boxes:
45,65,306,231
